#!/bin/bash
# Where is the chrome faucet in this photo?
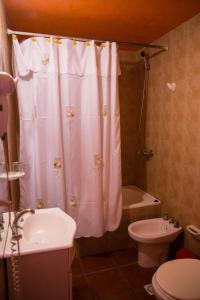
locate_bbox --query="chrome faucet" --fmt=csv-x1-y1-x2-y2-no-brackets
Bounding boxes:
162,214,169,221
138,149,154,160
168,217,175,224
12,208,35,240
174,221,180,228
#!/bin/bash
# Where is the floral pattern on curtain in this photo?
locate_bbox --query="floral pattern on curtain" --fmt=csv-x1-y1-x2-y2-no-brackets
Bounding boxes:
12,36,122,237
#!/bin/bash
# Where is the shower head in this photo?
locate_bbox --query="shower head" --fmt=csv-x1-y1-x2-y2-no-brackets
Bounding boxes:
140,51,150,71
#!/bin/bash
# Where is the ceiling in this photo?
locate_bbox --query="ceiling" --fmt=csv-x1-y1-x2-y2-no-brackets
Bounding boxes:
4,0,200,49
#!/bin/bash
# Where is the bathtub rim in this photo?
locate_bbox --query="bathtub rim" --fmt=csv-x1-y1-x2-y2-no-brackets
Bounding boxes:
122,185,161,210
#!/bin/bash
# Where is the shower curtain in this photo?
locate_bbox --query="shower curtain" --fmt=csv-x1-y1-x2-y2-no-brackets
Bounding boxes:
12,36,122,237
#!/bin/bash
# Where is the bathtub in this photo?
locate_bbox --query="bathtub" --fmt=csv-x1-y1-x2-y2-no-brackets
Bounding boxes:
122,185,161,209
121,185,161,229
77,185,161,256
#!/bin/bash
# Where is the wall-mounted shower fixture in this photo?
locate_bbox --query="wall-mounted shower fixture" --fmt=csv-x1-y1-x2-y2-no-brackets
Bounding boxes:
140,51,150,71
138,149,154,160
135,50,151,167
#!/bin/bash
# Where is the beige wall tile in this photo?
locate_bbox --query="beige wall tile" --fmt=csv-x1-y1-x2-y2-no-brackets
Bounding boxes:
119,51,147,188
147,13,200,255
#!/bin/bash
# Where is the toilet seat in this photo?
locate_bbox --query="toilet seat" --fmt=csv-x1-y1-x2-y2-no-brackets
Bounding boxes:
154,259,200,300
152,274,177,300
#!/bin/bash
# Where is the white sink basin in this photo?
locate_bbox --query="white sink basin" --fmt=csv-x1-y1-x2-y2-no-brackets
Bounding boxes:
4,208,76,257
23,212,71,244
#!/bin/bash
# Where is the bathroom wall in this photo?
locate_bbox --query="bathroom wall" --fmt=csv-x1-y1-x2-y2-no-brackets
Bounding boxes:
0,0,19,209
0,2,11,298
146,13,200,255
119,51,147,189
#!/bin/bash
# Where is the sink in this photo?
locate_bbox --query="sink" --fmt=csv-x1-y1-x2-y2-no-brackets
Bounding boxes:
3,208,76,257
23,212,72,244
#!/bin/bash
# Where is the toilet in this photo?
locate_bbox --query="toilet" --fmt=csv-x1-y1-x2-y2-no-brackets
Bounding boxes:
152,258,200,300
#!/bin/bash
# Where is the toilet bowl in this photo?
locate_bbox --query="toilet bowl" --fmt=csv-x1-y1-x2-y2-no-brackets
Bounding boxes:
152,259,200,300
128,218,182,268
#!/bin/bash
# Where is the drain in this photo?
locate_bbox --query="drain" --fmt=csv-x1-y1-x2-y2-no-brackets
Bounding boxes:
144,284,154,295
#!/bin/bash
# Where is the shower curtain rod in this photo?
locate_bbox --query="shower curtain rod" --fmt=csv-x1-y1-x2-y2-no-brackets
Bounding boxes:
7,28,168,51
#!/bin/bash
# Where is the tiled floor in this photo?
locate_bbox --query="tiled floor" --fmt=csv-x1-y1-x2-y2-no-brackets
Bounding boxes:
72,248,156,300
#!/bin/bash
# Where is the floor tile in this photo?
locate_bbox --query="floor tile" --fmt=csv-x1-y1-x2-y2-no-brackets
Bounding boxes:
108,291,135,299
81,253,116,273
72,275,95,300
87,268,131,298
111,247,138,266
118,264,155,289
109,288,156,300
133,288,156,300
72,249,157,299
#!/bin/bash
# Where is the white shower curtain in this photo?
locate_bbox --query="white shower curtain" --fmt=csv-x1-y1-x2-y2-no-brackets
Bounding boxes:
12,36,122,237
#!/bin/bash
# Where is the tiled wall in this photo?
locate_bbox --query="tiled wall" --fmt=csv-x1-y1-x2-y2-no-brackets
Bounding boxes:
0,0,20,209
119,51,147,189
146,13,200,255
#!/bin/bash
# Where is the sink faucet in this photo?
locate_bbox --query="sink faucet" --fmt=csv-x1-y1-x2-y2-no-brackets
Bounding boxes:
12,208,35,240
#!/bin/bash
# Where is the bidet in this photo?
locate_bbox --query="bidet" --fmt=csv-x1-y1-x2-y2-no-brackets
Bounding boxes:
128,218,182,268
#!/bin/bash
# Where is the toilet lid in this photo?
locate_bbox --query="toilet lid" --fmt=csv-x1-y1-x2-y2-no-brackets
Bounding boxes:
155,259,200,300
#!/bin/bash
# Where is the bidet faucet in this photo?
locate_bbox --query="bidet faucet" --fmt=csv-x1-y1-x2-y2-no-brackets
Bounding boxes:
168,217,175,224
162,214,169,220
12,208,35,240
174,221,180,228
